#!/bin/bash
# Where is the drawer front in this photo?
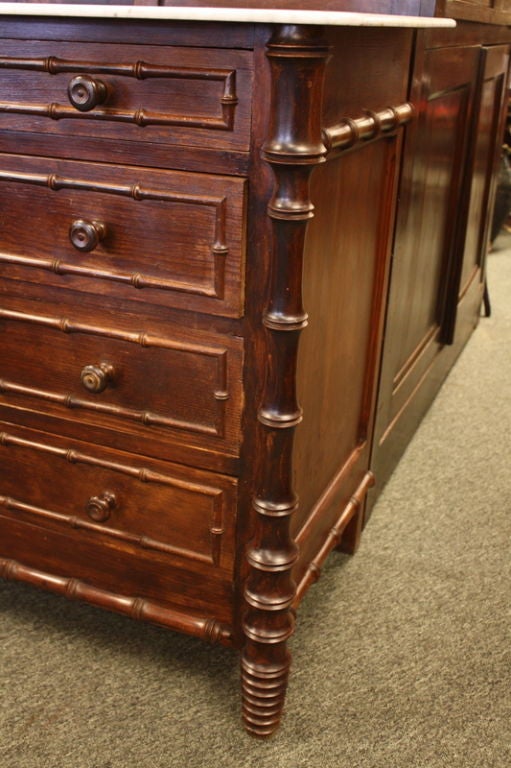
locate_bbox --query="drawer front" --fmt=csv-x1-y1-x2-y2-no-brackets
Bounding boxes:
0,308,243,457
0,154,246,317
0,428,237,574
0,39,252,153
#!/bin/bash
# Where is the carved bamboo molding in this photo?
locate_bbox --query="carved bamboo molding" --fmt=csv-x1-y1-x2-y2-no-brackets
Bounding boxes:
323,102,415,154
241,25,331,739
0,307,229,436
0,430,227,568
293,471,375,607
0,55,238,130
0,168,229,298
0,557,232,645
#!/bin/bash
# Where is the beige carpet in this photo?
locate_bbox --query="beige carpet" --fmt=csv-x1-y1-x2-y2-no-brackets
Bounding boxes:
1,240,510,768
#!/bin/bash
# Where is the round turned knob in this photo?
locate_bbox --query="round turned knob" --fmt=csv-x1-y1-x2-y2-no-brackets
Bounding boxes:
86,491,117,523
80,362,115,394
69,219,106,252
68,75,108,112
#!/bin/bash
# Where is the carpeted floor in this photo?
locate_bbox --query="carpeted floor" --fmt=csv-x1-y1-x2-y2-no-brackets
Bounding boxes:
1,240,510,768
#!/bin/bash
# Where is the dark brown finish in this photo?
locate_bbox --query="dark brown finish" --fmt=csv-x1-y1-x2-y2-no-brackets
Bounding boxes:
0,10,508,738
241,24,330,738
323,101,414,153
292,25,413,580
0,153,247,317
436,0,511,25
0,307,244,457
80,362,115,393
86,490,117,522
444,44,510,337
0,557,232,645
0,428,237,571
369,30,510,511
67,74,108,111
69,219,107,252
293,471,375,606
0,40,252,151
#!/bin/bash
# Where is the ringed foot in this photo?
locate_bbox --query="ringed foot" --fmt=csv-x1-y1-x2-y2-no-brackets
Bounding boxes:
241,655,290,737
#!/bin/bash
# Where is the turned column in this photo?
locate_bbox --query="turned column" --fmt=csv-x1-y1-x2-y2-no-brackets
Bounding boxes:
241,24,330,737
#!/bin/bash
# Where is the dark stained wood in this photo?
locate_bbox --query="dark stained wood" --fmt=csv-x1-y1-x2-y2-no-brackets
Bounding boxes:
293,136,403,573
0,10,509,738
293,471,374,605
241,24,330,738
436,0,511,25
0,510,236,619
455,45,509,304
0,38,253,153
369,37,481,508
232,23,275,652
292,27,412,575
369,29,511,513
321,27,414,124
0,556,233,645
0,426,237,571
0,18,256,52
0,153,247,317
0,305,244,458
426,19,511,48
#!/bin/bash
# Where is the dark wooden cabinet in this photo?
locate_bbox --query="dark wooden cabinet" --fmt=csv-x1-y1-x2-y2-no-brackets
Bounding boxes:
370,28,510,502
0,5,508,737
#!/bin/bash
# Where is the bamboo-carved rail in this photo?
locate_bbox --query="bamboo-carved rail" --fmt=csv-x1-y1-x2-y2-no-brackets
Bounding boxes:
0,430,222,493
0,557,232,645
0,378,222,435
0,494,221,567
293,472,375,608
0,169,229,299
323,102,414,154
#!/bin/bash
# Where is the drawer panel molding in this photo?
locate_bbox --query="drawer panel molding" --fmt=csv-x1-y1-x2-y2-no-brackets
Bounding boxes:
0,308,243,453
0,40,253,152
0,155,246,315
0,429,236,569
0,55,238,131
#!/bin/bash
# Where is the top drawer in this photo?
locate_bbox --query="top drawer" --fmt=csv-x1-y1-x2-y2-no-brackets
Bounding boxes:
0,39,253,153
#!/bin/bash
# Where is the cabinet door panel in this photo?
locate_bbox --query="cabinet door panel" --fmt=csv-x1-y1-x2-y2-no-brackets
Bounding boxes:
457,45,509,304
370,44,481,499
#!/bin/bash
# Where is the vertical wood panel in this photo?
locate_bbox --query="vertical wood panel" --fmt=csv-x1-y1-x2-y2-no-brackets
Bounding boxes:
293,134,402,571
369,39,506,506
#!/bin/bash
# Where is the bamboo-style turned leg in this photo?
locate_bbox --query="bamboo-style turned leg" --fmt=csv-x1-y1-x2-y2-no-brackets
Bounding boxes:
241,25,330,737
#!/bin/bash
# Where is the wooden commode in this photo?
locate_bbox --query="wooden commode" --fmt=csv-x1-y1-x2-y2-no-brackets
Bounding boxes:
0,0,509,736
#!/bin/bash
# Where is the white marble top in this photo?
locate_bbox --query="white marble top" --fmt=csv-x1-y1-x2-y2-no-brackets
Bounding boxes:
0,3,456,27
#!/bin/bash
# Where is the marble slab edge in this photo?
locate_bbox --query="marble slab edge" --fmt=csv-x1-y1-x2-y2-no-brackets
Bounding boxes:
0,3,456,27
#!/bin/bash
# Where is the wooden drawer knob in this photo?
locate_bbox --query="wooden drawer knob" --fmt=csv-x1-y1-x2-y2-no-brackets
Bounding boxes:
80,362,115,394
68,75,108,112
69,219,106,252
86,491,117,523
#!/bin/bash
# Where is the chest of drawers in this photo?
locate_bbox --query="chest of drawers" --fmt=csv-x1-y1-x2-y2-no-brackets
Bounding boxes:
0,4,507,737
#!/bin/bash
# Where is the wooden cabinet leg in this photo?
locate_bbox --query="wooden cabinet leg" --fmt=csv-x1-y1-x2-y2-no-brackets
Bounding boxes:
239,24,331,739
241,644,291,737
241,478,297,737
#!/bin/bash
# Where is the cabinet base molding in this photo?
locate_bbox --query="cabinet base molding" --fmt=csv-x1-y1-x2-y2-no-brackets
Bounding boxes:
293,471,375,608
0,556,233,646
